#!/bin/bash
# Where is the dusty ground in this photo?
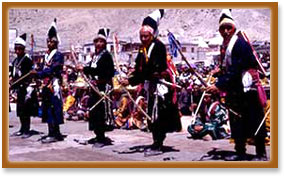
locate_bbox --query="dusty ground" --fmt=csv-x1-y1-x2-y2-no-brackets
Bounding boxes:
7,104,270,162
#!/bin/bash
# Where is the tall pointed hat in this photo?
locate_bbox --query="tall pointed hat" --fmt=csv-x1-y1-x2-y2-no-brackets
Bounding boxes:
219,9,236,28
47,18,61,44
142,9,165,37
94,28,110,42
14,33,27,47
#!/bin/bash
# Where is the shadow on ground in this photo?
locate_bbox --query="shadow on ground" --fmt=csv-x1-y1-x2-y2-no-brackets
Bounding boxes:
195,148,256,161
10,129,44,138
74,137,114,147
112,144,179,155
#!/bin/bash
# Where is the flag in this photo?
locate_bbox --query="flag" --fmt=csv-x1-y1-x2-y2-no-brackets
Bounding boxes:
113,34,121,74
167,31,181,58
29,34,35,57
113,34,119,53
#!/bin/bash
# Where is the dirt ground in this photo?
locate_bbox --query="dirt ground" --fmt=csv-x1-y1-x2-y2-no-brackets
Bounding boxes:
7,104,270,162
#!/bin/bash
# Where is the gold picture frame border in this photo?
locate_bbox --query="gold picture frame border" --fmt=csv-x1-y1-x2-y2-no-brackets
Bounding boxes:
2,2,278,168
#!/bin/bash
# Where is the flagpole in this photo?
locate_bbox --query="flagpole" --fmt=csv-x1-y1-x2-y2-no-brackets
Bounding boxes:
167,30,208,87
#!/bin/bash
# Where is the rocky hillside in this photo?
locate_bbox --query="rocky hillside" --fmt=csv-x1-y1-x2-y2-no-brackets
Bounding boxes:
9,8,270,51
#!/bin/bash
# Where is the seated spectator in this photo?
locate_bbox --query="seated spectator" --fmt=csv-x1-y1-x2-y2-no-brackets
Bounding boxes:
129,96,148,130
113,93,132,128
187,96,230,140
113,94,148,131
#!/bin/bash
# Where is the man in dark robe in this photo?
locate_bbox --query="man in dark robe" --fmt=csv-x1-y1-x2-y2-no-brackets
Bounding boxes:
207,9,267,161
10,33,38,138
122,9,181,156
32,19,64,143
77,28,115,148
